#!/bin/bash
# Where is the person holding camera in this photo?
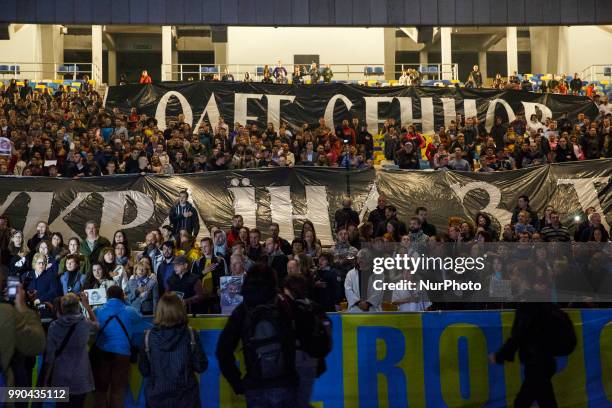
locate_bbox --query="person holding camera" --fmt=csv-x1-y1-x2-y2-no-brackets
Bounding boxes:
0,267,46,390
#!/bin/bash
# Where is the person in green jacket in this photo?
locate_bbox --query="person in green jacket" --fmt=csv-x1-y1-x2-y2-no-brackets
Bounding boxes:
79,221,111,264
0,269,46,391
322,64,334,83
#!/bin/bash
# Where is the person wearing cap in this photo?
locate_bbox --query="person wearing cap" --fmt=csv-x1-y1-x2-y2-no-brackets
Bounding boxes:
166,255,205,314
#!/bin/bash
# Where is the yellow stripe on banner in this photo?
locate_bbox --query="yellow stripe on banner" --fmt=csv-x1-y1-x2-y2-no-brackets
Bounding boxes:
342,313,426,408
552,310,588,406
602,322,612,400
501,311,521,407
189,317,247,407
439,323,490,407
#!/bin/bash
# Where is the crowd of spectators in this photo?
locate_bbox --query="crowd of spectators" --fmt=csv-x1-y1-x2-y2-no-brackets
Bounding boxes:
1,187,609,320
0,73,611,177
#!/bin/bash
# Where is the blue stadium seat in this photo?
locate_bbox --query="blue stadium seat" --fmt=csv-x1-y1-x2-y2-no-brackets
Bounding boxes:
256,66,264,76
428,66,439,74
604,67,611,77
0,65,9,73
374,67,384,75
9,65,20,74
208,66,219,74
364,66,374,76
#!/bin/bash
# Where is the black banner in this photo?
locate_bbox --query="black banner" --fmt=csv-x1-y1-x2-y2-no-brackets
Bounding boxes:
1,161,610,248
104,82,599,135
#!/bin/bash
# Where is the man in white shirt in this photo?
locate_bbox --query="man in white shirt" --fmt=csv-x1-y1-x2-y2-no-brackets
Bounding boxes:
344,249,383,313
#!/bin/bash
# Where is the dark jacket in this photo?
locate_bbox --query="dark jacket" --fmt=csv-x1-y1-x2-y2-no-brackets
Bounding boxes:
313,266,342,312
156,257,175,296
139,325,208,408
495,303,557,368
266,252,289,288
334,207,360,230
421,221,437,237
215,281,298,394
169,202,200,238
367,206,387,233
167,272,205,314
44,314,97,394
21,268,61,303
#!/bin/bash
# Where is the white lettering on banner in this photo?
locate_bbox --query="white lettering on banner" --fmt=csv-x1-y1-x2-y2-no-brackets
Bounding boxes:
449,181,513,238
0,192,54,239
193,92,221,131
440,98,457,129
364,97,395,135
463,99,478,122
396,97,435,134
48,192,92,239
155,91,193,131
484,99,516,132
97,192,155,240
294,185,334,246
234,93,263,127
266,95,296,132
557,177,611,231
228,184,257,229
267,186,295,242
521,102,553,125
324,94,353,129
358,184,380,224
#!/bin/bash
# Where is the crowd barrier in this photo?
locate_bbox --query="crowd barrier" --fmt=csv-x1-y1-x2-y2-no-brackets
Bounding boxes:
37,309,612,407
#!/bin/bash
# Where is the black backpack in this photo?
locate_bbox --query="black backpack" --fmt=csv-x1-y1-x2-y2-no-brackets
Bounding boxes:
242,303,295,381
548,308,577,357
293,298,333,359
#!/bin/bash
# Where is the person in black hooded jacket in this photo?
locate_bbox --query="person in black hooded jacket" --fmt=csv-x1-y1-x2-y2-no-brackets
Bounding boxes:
491,302,561,408
216,263,298,407
138,292,208,408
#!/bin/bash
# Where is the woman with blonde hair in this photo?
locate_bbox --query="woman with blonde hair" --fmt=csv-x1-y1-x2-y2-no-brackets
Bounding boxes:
138,292,208,407
126,261,158,315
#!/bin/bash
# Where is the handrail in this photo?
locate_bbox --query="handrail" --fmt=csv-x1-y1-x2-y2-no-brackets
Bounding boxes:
161,62,460,82
0,62,95,81
580,64,612,83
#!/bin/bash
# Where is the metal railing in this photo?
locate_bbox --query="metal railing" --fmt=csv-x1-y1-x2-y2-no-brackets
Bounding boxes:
0,62,98,82
161,63,459,82
581,64,612,83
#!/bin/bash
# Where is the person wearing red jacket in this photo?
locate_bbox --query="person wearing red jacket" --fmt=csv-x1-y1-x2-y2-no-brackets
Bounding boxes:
403,125,426,158
139,70,153,84
340,120,356,146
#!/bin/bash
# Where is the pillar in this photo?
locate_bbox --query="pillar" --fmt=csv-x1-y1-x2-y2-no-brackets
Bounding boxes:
440,27,452,80
162,26,173,81
91,25,103,85
383,27,396,80
108,49,116,85
478,51,487,82
506,27,518,77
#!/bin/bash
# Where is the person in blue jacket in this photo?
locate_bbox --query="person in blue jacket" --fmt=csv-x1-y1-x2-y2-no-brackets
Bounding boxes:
91,285,143,408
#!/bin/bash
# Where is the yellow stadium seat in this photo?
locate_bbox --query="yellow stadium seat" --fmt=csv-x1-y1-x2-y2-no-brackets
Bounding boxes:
524,73,532,77
71,82,81,88
35,84,46,89
88,79,96,86
16,81,24,86
53,79,63,83
601,80,610,85
388,80,398,86
70,87,78,92
451,79,459,83
367,80,377,86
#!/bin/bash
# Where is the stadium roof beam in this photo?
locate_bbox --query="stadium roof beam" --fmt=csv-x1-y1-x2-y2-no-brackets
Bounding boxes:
0,0,610,26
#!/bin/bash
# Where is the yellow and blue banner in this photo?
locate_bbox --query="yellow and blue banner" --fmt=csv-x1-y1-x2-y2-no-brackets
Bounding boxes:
116,309,612,408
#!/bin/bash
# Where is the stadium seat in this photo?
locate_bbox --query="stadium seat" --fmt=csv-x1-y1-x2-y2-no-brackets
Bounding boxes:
428,66,439,74
256,66,264,76
604,67,611,77
0,65,9,74
373,67,384,75
364,66,374,76
9,65,20,74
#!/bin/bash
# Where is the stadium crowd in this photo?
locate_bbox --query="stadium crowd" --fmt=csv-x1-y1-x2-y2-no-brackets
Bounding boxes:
1,67,611,177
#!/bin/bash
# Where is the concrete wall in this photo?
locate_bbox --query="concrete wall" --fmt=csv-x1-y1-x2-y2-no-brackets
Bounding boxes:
0,24,64,80
227,26,384,68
